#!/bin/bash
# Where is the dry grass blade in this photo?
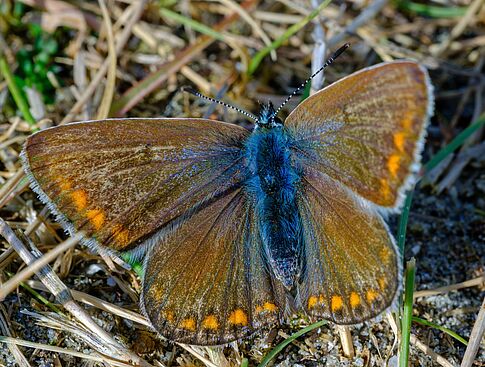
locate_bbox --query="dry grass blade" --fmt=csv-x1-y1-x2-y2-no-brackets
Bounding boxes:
0,219,151,365
211,0,276,60
410,335,456,367
431,0,485,56
414,275,485,298
0,306,31,367
26,279,150,326
0,336,118,365
95,0,117,119
0,227,82,301
460,296,485,367
60,0,147,124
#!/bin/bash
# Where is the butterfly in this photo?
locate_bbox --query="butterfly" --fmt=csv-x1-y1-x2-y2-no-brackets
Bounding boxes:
21,47,433,346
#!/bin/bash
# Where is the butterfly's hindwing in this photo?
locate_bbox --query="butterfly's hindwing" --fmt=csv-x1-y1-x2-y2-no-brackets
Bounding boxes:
296,167,399,323
142,189,285,345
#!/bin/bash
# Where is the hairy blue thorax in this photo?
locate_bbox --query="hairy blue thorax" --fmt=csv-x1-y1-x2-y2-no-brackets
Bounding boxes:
244,124,305,290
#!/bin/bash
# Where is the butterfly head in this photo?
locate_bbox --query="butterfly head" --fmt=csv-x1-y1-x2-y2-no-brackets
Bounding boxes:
256,102,283,129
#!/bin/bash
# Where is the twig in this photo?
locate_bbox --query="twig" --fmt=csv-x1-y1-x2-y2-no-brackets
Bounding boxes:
460,296,485,367
96,0,117,119
0,218,152,366
410,335,456,367
431,0,484,56
0,336,133,367
0,229,82,301
414,275,485,298
310,0,327,93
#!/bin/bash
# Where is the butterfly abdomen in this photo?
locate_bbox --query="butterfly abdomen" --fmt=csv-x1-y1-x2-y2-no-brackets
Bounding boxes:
245,128,304,290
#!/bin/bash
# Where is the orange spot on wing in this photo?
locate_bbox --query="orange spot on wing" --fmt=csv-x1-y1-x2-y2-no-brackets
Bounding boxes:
164,310,174,323
379,178,391,199
71,190,87,211
366,290,378,303
308,295,318,309
379,278,386,290
350,292,361,308
379,246,392,263
180,318,196,331
228,309,248,326
331,295,343,312
86,209,105,230
401,110,414,130
202,315,219,330
387,154,400,178
263,302,277,312
393,132,406,152
112,224,130,246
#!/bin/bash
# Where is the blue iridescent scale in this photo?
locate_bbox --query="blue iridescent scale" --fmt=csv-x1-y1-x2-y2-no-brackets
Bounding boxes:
244,126,305,290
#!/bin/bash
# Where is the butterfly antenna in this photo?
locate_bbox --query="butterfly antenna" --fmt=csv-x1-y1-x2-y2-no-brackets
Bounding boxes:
273,43,350,118
181,86,259,123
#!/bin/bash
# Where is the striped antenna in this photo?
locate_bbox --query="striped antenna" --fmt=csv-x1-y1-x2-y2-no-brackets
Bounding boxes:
181,86,259,123
273,43,350,118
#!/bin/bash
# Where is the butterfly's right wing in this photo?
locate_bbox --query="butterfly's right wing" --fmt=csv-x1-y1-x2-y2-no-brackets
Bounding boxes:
142,188,286,345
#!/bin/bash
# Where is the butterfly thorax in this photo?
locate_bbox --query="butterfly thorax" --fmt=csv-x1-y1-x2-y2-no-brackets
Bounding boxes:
244,127,305,291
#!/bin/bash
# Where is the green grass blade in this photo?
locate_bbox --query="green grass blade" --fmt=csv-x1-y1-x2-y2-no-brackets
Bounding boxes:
257,320,326,367
247,0,332,76
399,258,416,367
396,114,485,255
5,271,63,314
0,56,36,126
412,316,468,346
423,114,485,174
240,358,249,367
396,1,467,18
160,8,227,42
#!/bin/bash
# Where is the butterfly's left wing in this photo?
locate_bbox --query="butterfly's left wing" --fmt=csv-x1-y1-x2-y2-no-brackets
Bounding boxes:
296,167,399,324
285,61,432,209
142,188,286,345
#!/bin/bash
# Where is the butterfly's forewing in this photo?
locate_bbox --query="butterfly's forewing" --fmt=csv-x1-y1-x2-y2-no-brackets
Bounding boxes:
22,118,249,253
286,62,433,208
142,188,285,345
297,167,399,323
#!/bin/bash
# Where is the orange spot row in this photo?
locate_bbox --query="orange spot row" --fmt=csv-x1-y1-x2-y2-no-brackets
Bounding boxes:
59,182,131,247
349,292,361,308
308,290,382,312
177,308,250,332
